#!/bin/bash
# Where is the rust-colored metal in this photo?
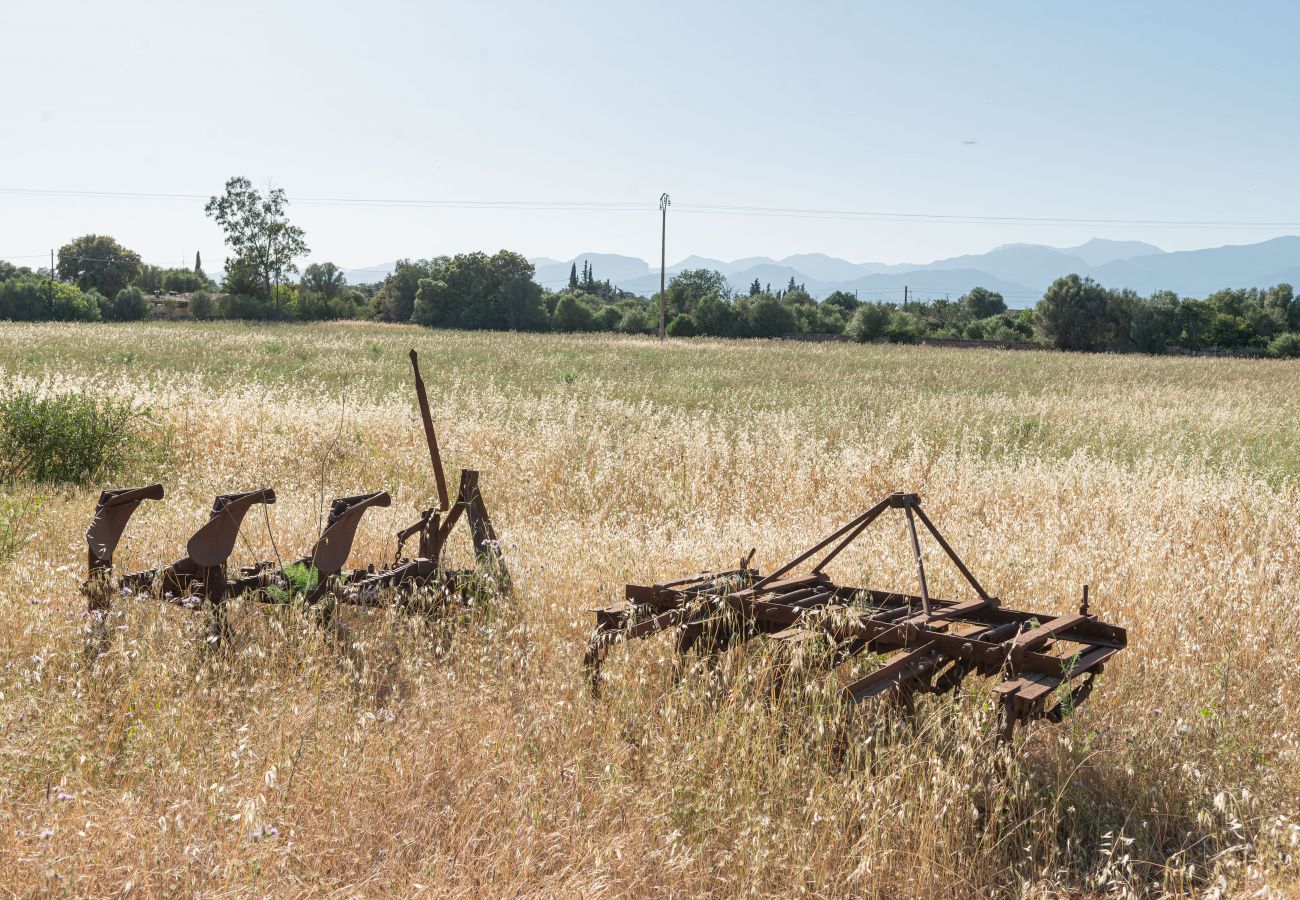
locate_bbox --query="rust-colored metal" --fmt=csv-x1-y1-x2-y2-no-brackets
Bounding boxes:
585,492,1126,744
410,347,450,512
82,349,510,653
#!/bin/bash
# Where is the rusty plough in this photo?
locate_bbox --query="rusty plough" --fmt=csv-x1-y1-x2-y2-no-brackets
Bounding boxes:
586,492,1126,743
83,350,510,654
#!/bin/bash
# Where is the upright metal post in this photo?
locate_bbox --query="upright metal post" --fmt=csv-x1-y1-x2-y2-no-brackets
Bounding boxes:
903,500,932,617
658,193,670,340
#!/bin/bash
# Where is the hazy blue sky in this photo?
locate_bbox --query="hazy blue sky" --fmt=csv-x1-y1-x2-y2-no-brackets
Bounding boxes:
3,1,1299,274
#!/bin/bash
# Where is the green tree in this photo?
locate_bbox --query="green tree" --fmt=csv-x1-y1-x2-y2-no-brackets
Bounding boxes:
551,293,595,331
0,277,99,322
884,310,921,342
194,250,204,278
1269,331,1300,358
372,259,432,322
300,262,347,300
824,290,860,314
161,268,207,293
593,305,622,331
412,251,545,331
847,303,890,342
1037,274,1112,351
664,269,729,317
960,286,1007,320
107,286,149,322
666,313,698,337
56,235,142,299
617,307,651,333
568,262,578,290
744,294,797,337
749,278,762,297
204,176,309,302
1129,290,1182,353
189,290,215,320
693,294,736,336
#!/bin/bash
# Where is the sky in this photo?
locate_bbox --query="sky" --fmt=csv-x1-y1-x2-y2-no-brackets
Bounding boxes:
3,1,1300,276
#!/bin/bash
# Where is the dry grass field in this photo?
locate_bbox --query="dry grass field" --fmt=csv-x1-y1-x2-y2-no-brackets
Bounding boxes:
1,321,1298,897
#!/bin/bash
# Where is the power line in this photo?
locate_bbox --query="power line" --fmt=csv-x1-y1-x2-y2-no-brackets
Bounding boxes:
4,186,1300,229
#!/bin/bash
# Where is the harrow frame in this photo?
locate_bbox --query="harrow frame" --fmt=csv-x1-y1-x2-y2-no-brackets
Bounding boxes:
586,492,1126,743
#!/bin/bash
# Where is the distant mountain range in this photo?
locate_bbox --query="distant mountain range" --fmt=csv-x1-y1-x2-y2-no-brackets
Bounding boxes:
341,236,1300,307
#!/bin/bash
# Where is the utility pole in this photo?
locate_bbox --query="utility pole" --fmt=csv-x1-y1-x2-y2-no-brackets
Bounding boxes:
658,192,670,340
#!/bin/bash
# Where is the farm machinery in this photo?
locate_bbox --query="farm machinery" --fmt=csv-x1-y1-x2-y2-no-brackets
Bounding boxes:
83,350,510,653
585,492,1126,743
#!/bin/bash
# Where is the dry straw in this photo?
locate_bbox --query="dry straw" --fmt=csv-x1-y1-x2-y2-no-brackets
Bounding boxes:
0,322,1296,896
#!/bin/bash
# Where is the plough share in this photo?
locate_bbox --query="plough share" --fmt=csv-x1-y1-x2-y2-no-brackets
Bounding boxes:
83,350,510,653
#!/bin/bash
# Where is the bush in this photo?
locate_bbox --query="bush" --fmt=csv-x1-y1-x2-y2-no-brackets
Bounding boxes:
666,313,698,337
693,295,736,336
743,294,797,337
0,389,160,486
108,286,150,322
884,311,921,343
1269,331,1300,359
593,305,623,332
617,308,650,333
160,268,208,293
552,294,595,332
189,290,215,320
847,304,890,342
0,277,101,322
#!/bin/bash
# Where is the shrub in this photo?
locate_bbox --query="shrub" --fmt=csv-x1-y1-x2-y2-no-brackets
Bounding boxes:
693,295,736,336
265,562,320,604
617,308,650,333
847,304,890,342
593,305,622,332
0,277,100,322
109,286,150,322
884,311,921,343
552,294,595,332
743,294,797,337
0,389,161,486
666,313,698,337
1269,331,1300,358
189,290,215,320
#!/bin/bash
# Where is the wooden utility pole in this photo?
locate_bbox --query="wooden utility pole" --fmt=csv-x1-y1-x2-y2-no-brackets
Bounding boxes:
658,193,670,340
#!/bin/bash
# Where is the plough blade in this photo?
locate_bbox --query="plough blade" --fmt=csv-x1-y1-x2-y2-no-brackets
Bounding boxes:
80,349,511,655
586,492,1127,744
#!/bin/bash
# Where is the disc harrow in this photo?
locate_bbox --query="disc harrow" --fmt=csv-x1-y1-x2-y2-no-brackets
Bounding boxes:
586,492,1126,743
83,350,510,654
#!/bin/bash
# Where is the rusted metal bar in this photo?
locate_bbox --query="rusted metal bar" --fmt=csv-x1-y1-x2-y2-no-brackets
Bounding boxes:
902,500,932,618
755,497,893,589
409,349,450,512
910,503,991,602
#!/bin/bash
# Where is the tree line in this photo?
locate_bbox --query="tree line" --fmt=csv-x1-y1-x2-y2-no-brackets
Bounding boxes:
2,176,1298,357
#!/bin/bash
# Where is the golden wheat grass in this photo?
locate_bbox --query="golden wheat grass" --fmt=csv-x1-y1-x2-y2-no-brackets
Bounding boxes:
0,321,1297,897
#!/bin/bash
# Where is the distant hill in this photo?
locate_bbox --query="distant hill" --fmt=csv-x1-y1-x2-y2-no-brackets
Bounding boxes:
1060,238,1162,268
529,237,1298,306
337,236,1298,305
